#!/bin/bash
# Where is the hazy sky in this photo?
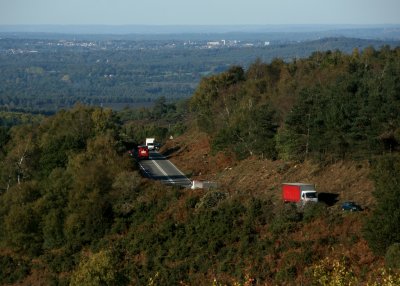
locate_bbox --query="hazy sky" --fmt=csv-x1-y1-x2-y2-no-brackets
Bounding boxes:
0,0,399,26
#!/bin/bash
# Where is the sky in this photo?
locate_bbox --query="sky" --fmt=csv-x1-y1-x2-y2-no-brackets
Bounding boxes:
0,0,399,26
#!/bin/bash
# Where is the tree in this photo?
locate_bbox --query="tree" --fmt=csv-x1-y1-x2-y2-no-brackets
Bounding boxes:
64,157,114,245
70,250,117,286
363,155,400,256
276,88,317,161
63,134,130,246
91,107,118,135
42,208,65,249
191,66,245,134
3,204,41,254
152,96,168,119
247,103,279,159
111,171,142,216
0,126,10,158
0,126,39,188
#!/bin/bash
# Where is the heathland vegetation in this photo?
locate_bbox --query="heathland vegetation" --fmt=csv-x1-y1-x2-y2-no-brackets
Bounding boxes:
0,45,400,285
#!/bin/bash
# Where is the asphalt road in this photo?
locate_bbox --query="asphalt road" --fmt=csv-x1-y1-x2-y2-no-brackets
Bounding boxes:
138,151,192,188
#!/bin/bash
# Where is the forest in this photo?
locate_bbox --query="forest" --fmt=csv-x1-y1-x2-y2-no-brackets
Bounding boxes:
191,46,400,162
0,46,399,285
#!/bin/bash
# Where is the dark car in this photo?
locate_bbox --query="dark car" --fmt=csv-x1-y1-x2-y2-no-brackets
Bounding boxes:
341,201,362,212
154,142,161,150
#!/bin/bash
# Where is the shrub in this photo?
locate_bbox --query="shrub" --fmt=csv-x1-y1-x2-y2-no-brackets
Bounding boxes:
302,202,327,223
185,196,200,209
269,203,301,237
195,191,227,209
366,268,400,286
311,257,358,286
275,266,297,284
0,255,30,284
385,243,400,269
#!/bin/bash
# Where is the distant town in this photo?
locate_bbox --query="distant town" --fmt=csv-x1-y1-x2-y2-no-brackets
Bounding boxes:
0,37,273,55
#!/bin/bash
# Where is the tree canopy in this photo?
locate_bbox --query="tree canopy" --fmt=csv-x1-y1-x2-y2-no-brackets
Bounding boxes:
191,46,400,162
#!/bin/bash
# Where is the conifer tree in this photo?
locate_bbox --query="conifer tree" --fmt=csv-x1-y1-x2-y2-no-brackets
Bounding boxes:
363,155,400,255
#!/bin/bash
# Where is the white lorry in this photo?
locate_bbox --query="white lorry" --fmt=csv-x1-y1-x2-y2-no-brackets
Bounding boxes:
145,138,155,151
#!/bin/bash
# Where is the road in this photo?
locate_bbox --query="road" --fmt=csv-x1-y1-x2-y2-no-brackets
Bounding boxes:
138,151,192,188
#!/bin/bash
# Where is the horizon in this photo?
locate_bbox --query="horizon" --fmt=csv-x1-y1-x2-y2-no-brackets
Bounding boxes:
1,23,400,35
1,0,399,27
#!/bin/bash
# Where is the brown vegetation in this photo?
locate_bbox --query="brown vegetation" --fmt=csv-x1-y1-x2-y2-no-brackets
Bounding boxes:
163,130,374,207
161,129,384,283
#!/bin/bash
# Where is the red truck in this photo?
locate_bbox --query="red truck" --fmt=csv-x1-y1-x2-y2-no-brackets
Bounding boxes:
128,145,149,160
137,145,149,160
282,183,318,203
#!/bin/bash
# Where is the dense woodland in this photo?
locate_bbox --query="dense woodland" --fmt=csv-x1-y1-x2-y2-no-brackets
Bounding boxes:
191,46,400,162
0,46,400,285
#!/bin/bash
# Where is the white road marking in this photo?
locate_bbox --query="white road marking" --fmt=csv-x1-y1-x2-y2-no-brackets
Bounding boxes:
151,159,175,184
139,152,191,187
138,162,152,177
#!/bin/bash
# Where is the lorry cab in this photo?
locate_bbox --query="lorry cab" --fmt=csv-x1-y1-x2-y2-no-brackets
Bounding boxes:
146,138,155,151
147,142,155,151
301,190,318,202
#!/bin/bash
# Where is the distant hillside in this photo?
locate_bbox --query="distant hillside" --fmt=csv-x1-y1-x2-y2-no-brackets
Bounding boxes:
238,37,400,62
0,35,399,113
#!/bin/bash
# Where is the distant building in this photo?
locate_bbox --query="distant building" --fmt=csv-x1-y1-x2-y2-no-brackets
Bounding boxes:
207,41,220,47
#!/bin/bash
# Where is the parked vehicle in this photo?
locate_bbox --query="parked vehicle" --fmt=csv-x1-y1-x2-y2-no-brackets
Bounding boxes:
146,138,155,151
282,183,318,203
191,180,217,190
341,201,362,211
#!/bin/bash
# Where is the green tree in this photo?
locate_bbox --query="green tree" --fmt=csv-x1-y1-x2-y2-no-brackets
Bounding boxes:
0,126,10,157
363,155,400,255
152,96,168,119
191,66,245,134
0,126,39,187
3,203,42,254
276,88,316,161
247,103,279,158
91,107,119,135
63,134,130,246
64,158,114,245
70,250,117,286
42,208,65,249
111,171,142,216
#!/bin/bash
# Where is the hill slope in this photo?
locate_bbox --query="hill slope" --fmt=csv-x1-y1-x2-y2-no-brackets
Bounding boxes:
163,130,374,208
